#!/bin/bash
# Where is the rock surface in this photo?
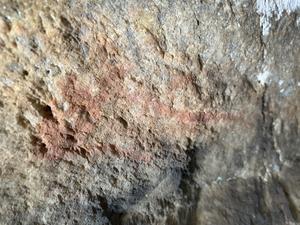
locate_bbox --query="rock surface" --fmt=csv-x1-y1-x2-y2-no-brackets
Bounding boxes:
0,0,299,224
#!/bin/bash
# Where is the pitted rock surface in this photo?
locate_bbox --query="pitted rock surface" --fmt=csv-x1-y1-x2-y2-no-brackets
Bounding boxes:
0,1,299,225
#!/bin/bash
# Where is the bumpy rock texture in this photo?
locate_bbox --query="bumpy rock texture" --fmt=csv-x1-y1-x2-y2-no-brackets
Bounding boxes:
0,0,299,224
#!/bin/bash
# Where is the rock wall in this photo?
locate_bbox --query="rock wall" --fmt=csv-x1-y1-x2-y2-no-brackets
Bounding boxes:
0,0,299,224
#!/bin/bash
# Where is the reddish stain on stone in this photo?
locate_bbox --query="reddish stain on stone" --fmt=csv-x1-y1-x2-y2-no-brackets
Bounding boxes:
36,74,103,159
35,58,243,161
37,112,94,160
35,60,131,160
61,75,102,120
126,89,241,132
38,118,67,159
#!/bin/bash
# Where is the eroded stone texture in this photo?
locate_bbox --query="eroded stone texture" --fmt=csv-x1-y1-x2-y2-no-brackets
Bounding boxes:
0,0,299,225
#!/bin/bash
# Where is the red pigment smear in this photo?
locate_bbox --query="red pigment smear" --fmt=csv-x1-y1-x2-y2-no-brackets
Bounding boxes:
36,68,243,161
36,75,101,159
61,75,102,120
36,68,137,160
126,89,242,129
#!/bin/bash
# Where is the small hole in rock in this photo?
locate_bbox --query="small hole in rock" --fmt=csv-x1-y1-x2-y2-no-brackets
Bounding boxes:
41,105,53,119
117,116,128,129
57,194,64,204
27,97,54,119
22,70,29,77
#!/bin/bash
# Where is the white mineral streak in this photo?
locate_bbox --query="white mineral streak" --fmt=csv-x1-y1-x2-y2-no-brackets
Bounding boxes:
256,0,300,35
257,67,271,84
